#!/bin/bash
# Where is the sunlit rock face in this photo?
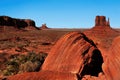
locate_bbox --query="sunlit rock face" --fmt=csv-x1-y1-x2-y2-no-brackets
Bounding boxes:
7,71,77,80
7,16,120,80
102,36,120,80
8,32,104,80
85,16,117,38
95,16,110,26
84,16,119,49
42,32,103,79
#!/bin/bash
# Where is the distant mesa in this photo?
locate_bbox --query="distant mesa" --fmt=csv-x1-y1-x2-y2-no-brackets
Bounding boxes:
84,15,119,49
0,16,38,31
39,23,49,29
84,15,116,34
95,16,110,27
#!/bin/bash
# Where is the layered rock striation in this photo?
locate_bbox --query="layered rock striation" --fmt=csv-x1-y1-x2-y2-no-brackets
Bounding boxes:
102,36,120,80
42,32,103,76
95,16,110,26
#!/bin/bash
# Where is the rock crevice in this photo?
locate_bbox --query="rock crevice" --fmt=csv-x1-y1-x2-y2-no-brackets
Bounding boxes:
42,32,104,79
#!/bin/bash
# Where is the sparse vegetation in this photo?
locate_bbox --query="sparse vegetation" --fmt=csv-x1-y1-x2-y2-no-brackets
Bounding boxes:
1,52,47,76
0,29,87,77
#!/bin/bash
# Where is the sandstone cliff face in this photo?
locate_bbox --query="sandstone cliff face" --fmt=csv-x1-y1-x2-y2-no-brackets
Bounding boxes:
42,32,103,79
84,16,120,80
102,36,120,80
0,16,37,31
95,16,110,26
8,71,77,80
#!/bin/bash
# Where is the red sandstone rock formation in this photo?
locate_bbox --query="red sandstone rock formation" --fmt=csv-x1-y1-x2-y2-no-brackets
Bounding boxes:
84,16,120,80
7,31,120,80
8,71,77,80
39,23,48,29
7,32,104,80
42,32,102,73
95,16,110,26
0,16,38,31
84,16,120,49
102,36,120,80
85,16,117,37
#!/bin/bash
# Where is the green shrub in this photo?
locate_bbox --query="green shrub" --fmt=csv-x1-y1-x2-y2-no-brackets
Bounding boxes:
19,61,40,72
2,52,47,76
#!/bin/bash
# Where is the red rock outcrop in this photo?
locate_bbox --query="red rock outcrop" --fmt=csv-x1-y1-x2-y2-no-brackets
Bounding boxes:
42,32,103,79
84,16,120,49
8,71,77,80
7,32,104,80
84,16,120,80
85,16,118,37
102,36,120,80
95,16,110,26
0,16,38,31
39,23,48,29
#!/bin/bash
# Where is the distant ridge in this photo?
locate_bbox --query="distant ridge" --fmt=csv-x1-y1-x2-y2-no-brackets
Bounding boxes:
0,16,39,31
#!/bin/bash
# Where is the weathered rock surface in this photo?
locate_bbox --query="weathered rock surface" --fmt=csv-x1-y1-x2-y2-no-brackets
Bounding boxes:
95,16,110,26
84,16,120,80
42,32,100,73
0,16,38,31
8,71,77,80
7,32,104,80
102,36,120,80
42,32,103,79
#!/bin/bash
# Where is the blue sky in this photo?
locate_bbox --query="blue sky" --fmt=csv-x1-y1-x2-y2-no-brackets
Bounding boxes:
0,0,120,28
